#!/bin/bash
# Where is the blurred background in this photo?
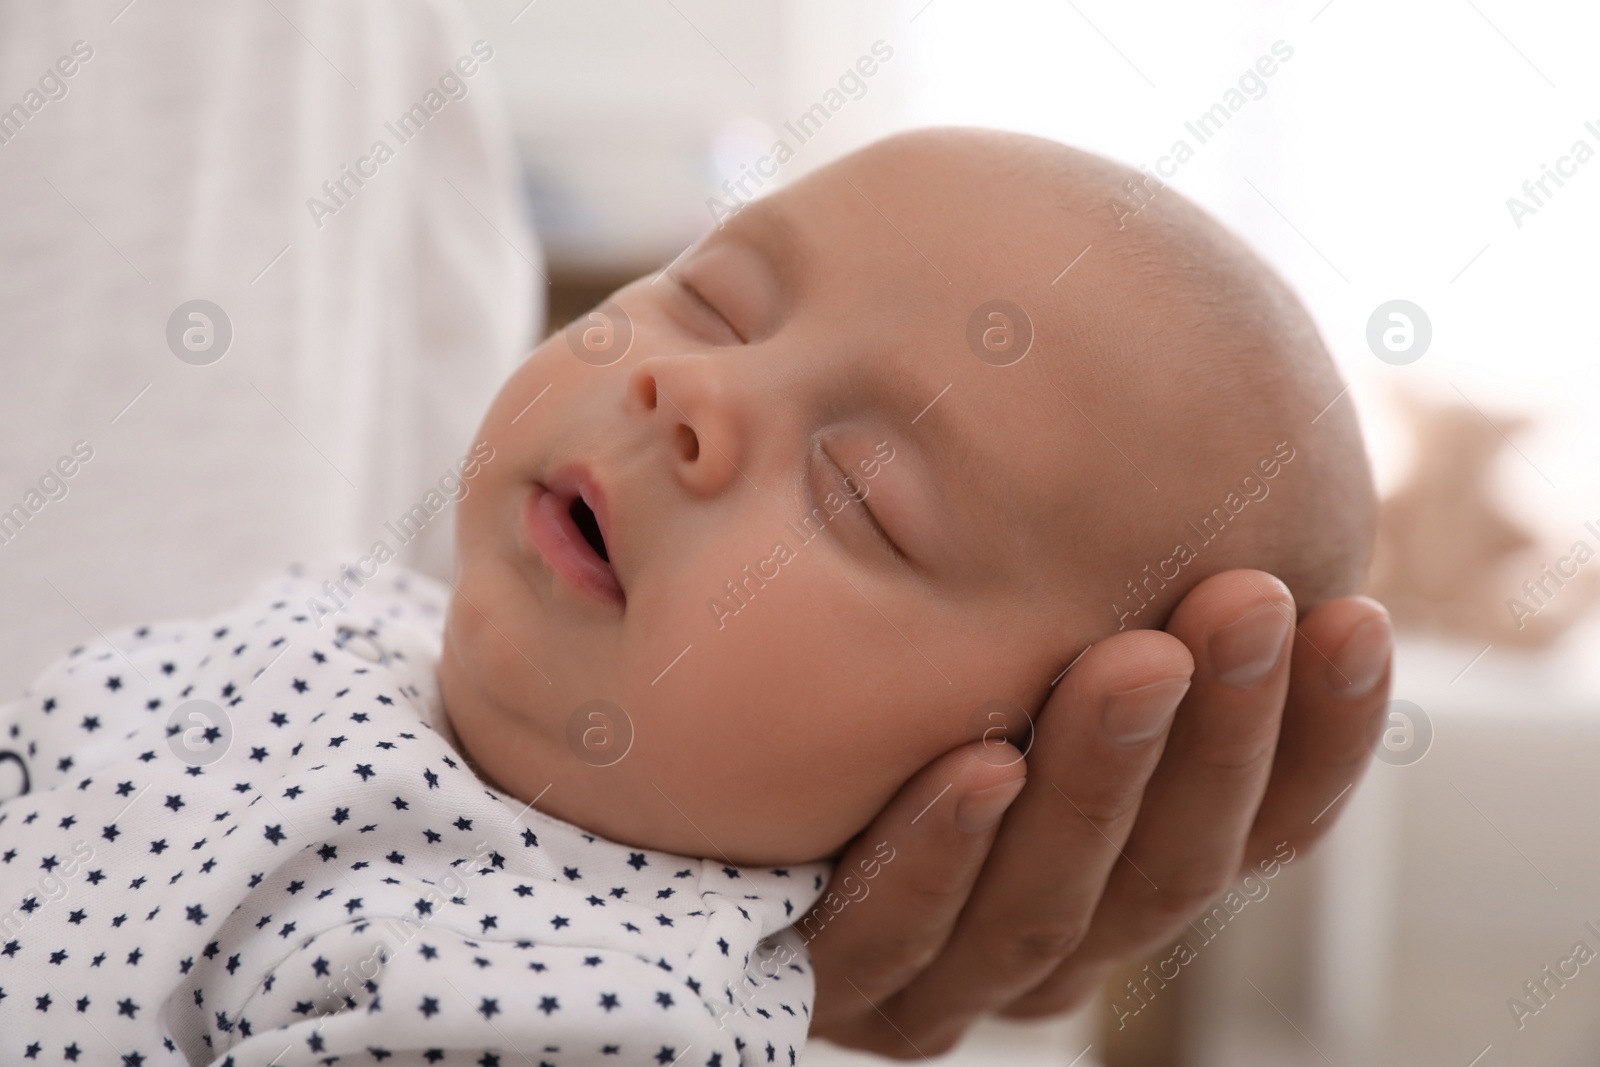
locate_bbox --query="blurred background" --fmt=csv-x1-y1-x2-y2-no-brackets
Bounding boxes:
449,4,1600,1057
5,0,1600,1063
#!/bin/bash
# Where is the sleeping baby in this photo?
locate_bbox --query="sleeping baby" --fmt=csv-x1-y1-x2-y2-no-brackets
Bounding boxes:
0,128,1373,1066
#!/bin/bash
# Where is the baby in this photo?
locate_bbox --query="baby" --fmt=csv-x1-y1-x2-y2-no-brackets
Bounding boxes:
0,128,1373,1066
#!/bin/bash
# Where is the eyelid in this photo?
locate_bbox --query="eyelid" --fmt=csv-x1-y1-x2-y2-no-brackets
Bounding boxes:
671,274,746,344
821,445,911,568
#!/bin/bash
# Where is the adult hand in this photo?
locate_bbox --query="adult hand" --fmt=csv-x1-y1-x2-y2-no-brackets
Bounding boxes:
806,569,1393,1057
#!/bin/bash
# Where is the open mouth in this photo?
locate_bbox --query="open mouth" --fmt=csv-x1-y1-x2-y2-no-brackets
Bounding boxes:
569,497,609,562
523,469,624,606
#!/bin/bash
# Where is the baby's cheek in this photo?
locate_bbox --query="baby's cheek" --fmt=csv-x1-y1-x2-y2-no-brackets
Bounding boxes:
631,565,920,859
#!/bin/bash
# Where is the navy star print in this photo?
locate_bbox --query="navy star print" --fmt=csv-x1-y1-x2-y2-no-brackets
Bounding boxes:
0,561,827,1065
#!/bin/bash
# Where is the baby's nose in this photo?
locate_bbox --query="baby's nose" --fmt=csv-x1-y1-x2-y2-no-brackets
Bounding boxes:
625,354,748,498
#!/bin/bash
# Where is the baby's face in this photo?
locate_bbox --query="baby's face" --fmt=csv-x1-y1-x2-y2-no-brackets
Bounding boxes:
436,134,1313,865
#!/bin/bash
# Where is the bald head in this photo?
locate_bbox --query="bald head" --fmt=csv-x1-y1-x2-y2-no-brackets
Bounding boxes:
836,127,1376,621
439,124,1376,864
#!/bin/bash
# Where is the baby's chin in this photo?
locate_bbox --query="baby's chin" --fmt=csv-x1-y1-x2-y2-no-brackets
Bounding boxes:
432,638,811,864
540,753,872,866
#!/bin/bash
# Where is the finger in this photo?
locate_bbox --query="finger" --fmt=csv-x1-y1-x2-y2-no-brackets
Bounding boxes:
1244,595,1392,862
808,739,1025,1055
878,630,1194,1053
1006,569,1296,1016
1003,592,1395,1018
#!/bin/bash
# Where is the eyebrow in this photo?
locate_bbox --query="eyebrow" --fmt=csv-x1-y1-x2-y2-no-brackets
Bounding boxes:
841,354,978,488
716,200,803,274
716,199,790,252
730,200,979,485
905,383,969,476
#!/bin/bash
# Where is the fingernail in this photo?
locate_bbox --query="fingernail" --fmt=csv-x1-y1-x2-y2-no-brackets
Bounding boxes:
1211,603,1293,688
1102,679,1189,746
1329,610,1392,699
955,779,1026,834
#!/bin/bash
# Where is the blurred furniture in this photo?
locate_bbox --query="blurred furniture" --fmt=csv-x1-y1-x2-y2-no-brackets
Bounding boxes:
544,268,644,340
1149,632,1600,1067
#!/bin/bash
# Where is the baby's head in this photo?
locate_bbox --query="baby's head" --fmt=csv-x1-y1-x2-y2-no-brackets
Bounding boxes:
438,128,1374,865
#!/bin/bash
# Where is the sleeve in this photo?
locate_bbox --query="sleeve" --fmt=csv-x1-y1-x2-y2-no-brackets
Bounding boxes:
206,919,763,1067
0,620,198,804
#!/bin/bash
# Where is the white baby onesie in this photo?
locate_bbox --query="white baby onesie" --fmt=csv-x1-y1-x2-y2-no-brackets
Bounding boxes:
0,559,828,1066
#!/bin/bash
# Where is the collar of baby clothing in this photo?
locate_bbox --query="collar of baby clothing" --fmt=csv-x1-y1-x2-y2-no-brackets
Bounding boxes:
0,555,831,1067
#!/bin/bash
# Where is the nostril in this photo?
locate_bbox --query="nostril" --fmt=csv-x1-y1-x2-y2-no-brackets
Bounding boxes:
675,424,699,463
629,370,658,412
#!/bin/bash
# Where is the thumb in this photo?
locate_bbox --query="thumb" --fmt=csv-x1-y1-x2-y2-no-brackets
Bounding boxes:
807,739,1026,1046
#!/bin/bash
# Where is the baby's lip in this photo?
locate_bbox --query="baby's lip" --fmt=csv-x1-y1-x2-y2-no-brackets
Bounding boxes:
525,465,625,607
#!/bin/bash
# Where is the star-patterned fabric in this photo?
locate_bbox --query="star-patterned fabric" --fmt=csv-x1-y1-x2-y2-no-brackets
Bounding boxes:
0,559,828,1066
